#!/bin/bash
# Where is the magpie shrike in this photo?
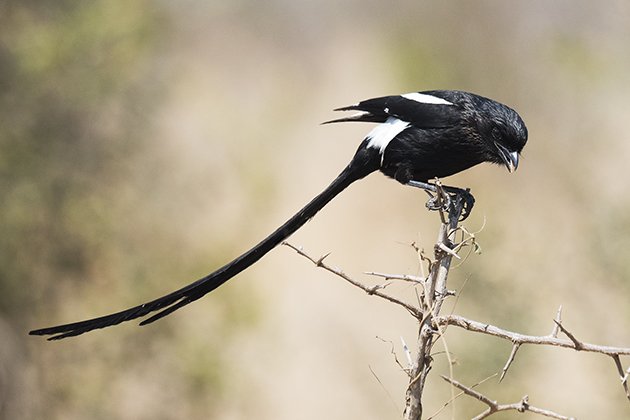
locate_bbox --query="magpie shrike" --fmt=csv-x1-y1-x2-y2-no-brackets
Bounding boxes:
30,90,527,340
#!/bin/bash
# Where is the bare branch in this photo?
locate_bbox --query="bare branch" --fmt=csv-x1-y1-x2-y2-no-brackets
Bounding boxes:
364,271,425,284
404,183,466,420
441,375,496,407
284,179,630,418
553,320,583,350
438,312,630,402
282,242,421,318
441,376,575,420
426,374,498,420
437,314,630,356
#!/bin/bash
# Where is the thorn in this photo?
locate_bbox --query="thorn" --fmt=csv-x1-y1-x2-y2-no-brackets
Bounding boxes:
316,252,332,266
550,305,563,337
401,336,413,368
438,243,461,259
500,343,520,382
518,395,530,412
367,284,386,295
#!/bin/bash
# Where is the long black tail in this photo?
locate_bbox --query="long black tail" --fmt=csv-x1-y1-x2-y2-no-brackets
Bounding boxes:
30,147,380,340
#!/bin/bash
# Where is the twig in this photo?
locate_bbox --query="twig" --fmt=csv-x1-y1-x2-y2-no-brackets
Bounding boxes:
426,374,498,420
364,271,425,284
411,242,433,280
441,375,576,420
282,242,420,318
368,365,400,412
553,320,583,350
438,313,630,401
376,336,411,376
437,314,630,356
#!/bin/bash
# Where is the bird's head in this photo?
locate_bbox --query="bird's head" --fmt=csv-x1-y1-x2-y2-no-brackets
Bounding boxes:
477,102,528,173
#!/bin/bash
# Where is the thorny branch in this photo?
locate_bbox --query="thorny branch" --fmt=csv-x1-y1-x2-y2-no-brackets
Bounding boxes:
283,180,630,418
441,376,575,420
425,374,498,420
285,181,472,419
436,314,630,356
282,241,420,318
438,311,630,401
403,183,466,420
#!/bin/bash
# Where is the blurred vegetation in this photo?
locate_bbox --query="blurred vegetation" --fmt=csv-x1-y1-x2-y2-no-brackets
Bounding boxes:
1,2,259,419
1,1,159,315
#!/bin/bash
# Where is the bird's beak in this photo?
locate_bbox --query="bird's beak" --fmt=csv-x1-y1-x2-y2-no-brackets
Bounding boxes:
494,142,519,173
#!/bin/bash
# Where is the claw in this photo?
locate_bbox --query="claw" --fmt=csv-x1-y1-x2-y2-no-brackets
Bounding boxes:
457,190,475,221
425,192,451,212
407,180,475,221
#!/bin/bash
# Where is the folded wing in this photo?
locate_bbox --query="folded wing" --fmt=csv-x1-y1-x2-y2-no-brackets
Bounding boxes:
323,91,461,129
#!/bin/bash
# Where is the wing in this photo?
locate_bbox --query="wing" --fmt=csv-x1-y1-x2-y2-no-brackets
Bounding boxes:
322,91,461,128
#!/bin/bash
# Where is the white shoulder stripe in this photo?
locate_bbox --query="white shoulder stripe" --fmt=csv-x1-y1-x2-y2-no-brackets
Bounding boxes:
366,117,409,155
402,92,453,105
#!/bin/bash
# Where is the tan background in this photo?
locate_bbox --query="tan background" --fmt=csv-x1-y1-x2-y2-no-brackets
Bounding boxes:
2,1,630,418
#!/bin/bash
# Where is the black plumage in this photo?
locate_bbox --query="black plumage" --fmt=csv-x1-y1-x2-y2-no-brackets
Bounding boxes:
30,90,527,340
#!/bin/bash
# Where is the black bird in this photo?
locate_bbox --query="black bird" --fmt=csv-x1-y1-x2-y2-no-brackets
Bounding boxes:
30,90,527,340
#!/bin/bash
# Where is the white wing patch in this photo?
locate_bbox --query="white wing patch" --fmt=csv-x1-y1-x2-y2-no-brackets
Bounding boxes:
366,117,409,159
402,92,453,106
347,111,371,120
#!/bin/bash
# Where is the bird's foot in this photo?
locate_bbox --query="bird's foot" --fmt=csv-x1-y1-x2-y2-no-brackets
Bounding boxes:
443,186,475,221
407,180,475,221
425,189,451,212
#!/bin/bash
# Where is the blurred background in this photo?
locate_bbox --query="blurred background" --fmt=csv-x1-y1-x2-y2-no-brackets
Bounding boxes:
2,1,630,418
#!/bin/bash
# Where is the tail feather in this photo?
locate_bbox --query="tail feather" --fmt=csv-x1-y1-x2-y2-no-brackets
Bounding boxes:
30,149,379,340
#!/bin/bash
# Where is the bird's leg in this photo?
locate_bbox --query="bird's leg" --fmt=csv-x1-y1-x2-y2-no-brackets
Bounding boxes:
407,180,451,211
407,180,475,221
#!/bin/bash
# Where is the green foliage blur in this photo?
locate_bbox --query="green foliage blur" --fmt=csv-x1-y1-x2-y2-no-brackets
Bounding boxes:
1,1,158,315
1,2,259,418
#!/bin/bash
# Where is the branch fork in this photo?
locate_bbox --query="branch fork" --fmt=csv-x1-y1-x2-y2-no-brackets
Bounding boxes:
283,181,630,418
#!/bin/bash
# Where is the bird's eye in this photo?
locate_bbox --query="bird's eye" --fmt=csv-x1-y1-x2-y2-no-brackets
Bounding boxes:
491,127,502,139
